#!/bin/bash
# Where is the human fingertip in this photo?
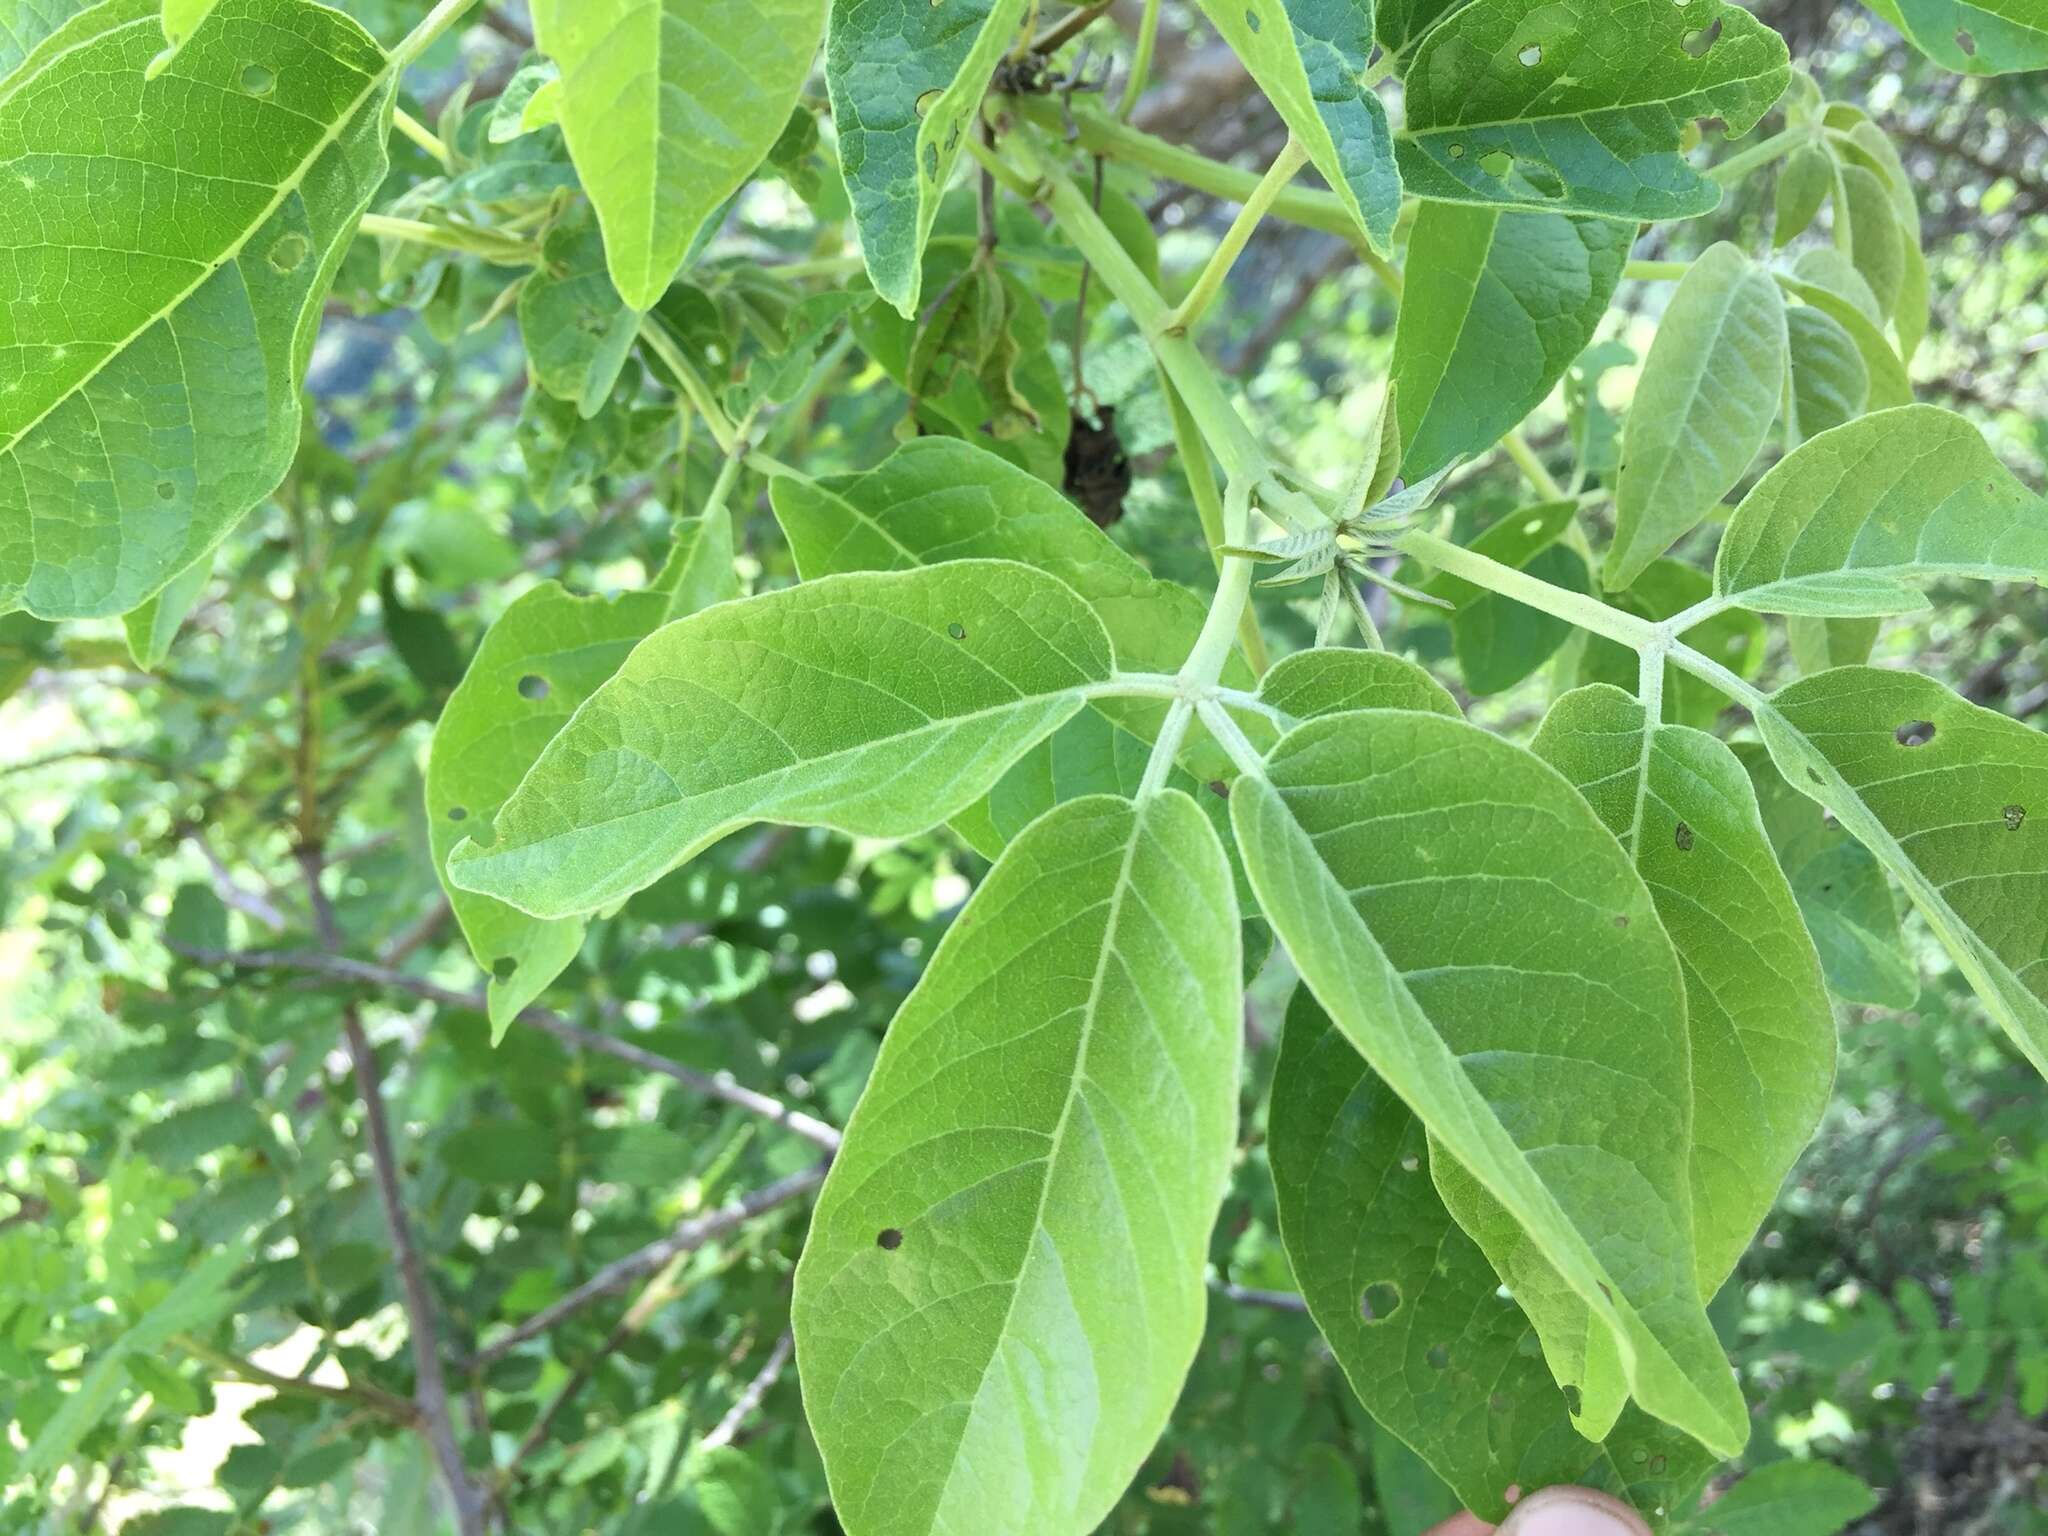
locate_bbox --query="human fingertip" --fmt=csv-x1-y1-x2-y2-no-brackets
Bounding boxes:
1495,1486,1652,1536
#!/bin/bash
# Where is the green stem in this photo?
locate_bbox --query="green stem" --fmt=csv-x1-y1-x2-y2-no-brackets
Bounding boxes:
356,213,534,265
173,1334,418,1424
1004,130,1272,486
1165,381,1269,675
1118,0,1161,119
391,0,482,72
1501,428,1566,503
390,107,449,168
1396,527,1658,651
1667,641,1767,711
1623,259,1691,282
639,318,737,453
1163,138,1310,334
1709,124,1803,186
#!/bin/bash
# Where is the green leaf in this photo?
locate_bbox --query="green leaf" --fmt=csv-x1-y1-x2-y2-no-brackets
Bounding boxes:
1256,647,1461,721
1686,1459,1877,1536
1777,264,1911,410
23,1245,249,1479
1374,0,1462,57
1860,0,2048,75
146,0,215,76
1191,0,1402,255
1271,991,1720,1523
1787,616,1882,675
827,0,1030,316
518,208,639,416
1532,685,1835,1293
0,0,397,620
1233,709,1748,1457
1756,666,2048,1080
1733,741,1916,1008
1716,406,2048,617
1772,143,1834,247
447,561,1114,918
1396,0,1789,223
529,0,827,309
442,1120,560,1186
0,0,88,77
1565,338,1634,483
123,549,212,670
768,437,1236,848
1838,163,1905,324
428,582,669,1037
1783,306,1869,444
649,508,741,620
1391,204,1628,479
793,792,1241,1536
1606,244,1787,592
1271,989,1600,1519
136,1098,263,1162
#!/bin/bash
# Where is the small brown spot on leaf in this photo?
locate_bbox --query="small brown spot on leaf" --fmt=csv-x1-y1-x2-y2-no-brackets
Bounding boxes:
876,1227,903,1250
2003,804,2026,831
1208,779,1230,799
1613,914,1630,929
1674,821,1695,852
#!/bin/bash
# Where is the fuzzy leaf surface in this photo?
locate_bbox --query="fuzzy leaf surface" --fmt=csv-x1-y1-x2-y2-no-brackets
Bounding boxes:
447,561,1114,918
794,792,1240,1536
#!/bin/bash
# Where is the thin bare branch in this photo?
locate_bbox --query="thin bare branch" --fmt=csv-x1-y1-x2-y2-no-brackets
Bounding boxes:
344,1004,488,1535
1210,1279,1309,1314
700,1331,794,1452
170,943,844,1151
470,1165,829,1370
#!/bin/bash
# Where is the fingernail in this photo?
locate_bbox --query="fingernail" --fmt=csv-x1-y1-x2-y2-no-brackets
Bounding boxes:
1497,1487,1651,1536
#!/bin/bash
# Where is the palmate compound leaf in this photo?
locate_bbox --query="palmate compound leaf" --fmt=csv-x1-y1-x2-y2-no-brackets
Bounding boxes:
1714,405,2048,618
1396,0,1789,223
767,437,1244,855
530,0,828,310
1754,666,2048,1080
1606,244,1788,594
1190,0,1402,256
1391,203,1629,480
445,560,1114,920
1270,991,1720,1525
1233,710,1748,1457
792,791,1240,1536
0,0,397,620
1532,685,1836,1293
827,0,1031,317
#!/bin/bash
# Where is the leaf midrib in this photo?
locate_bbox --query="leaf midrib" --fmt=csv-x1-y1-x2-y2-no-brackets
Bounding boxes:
0,10,394,460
